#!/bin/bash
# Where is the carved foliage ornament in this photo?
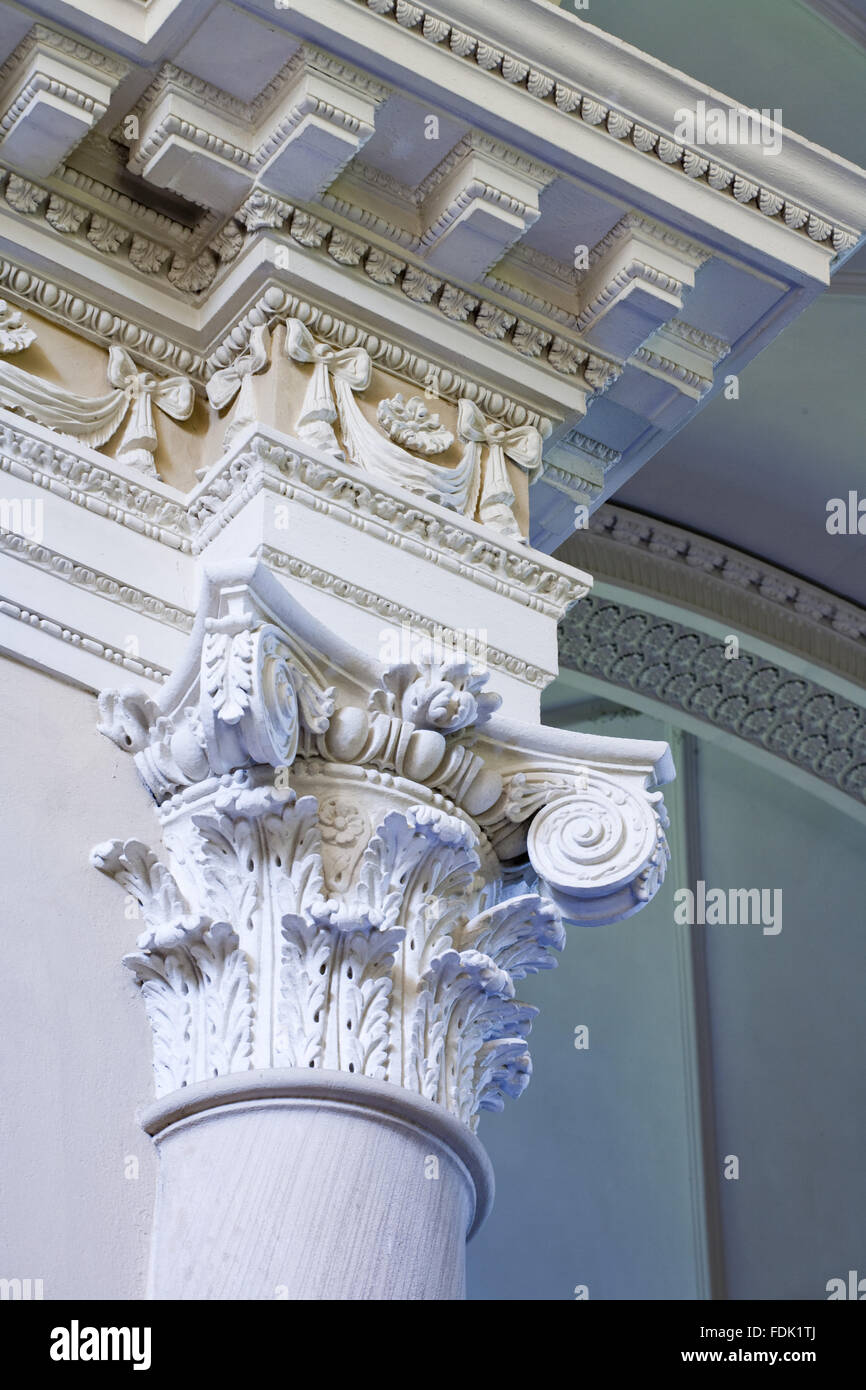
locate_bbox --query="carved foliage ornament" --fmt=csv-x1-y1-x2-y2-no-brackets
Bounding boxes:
92,571,671,1123
376,393,453,453
0,300,36,353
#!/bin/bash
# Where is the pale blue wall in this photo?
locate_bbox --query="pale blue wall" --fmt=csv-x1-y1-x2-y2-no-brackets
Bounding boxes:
698,741,866,1300
468,715,866,1300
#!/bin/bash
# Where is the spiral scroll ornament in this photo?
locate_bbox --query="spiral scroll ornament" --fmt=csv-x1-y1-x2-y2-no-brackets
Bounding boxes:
526,775,665,925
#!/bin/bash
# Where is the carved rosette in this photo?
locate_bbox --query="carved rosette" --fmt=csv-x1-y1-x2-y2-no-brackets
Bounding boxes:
93,566,671,1128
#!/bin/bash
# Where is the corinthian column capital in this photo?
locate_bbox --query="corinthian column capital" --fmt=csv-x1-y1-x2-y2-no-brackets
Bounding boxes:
91,560,671,1297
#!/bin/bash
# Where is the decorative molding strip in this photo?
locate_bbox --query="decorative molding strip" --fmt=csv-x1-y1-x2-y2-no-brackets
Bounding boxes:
0,416,193,552
232,196,621,392
0,257,207,380
587,211,711,272
351,0,860,256
416,130,556,203
560,431,621,466
664,320,731,365
560,595,866,807
0,528,193,633
0,592,170,682
190,430,589,619
57,157,200,248
0,24,129,89
127,44,391,137
0,165,242,300
564,503,866,686
630,344,712,394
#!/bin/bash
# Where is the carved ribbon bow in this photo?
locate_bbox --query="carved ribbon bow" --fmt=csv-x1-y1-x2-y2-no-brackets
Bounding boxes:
206,325,271,411
107,347,194,473
284,319,370,458
206,324,271,448
457,400,543,533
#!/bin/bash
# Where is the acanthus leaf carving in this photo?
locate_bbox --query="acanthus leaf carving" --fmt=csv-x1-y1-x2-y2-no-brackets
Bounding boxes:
94,570,672,1119
369,647,501,731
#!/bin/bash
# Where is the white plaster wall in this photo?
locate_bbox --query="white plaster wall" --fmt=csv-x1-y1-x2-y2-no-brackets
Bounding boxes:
0,655,156,1299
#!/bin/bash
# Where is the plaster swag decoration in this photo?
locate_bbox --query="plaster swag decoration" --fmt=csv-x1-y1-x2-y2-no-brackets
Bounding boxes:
0,337,194,475
92,563,672,1126
283,318,541,539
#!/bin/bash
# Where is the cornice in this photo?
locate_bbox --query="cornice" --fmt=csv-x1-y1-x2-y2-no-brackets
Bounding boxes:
347,0,861,257
560,503,866,688
227,199,622,395
560,594,866,813
0,165,621,404
190,429,589,621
